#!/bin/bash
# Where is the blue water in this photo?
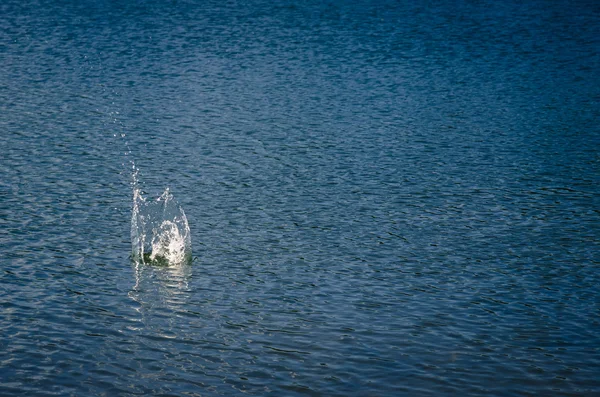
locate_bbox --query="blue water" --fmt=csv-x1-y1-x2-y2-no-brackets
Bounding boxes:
1,0,599,395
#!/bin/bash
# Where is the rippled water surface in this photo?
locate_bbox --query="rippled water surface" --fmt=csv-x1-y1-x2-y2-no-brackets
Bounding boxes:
1,0,599,395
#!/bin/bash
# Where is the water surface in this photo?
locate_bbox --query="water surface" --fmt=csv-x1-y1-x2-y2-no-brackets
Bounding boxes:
1,0,599,395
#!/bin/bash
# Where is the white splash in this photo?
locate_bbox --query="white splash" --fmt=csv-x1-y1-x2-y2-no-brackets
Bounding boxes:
131,170,192,266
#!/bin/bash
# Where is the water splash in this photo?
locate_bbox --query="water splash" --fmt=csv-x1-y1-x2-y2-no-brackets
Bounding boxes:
131,168,192,266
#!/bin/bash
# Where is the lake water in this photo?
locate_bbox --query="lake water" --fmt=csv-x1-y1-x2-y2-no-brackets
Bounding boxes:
1,0,599,395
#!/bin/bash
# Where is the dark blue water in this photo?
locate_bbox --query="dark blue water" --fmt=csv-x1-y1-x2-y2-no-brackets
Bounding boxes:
1,0,599,395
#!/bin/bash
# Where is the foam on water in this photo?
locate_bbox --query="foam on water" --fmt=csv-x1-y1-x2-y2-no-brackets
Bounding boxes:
131,168,192,266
